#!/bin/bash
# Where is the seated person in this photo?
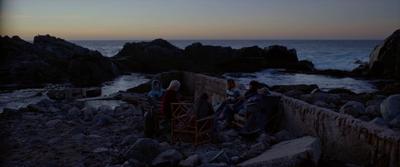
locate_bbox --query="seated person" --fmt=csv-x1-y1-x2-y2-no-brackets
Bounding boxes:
241,87,278,133
219,80,261,123
161,80,181,120
147,80,164,100
217,79,241,122
193,93,214,119
244,80,261,99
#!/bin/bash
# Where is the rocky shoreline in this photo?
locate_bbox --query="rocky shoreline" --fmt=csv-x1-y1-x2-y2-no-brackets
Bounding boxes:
2,29,399,90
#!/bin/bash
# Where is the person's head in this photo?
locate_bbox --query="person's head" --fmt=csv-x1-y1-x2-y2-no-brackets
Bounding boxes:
249,80,260,91
227,79,236,89
152,80,161,90
167,80,181,91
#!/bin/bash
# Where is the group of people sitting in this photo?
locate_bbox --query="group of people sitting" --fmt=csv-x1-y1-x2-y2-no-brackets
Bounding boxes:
146,78,277,134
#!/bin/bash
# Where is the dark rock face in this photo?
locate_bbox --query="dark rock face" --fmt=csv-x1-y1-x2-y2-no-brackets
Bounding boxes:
34,35,93,59
0,36,66,87
113,40,314,73
369,29,400,79
264,45,298,68
0,35,119,87
113,39,184,72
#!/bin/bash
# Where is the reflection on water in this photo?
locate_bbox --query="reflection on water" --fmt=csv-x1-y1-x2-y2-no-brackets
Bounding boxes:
0,89,48,112
101,73,150,96
224,69,377,94
0,73,149,112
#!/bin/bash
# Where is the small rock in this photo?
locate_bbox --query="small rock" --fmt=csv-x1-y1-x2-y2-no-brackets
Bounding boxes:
48,106,61,113
98,105,113,116
159,142,172,152
152,149,183,166
218,129,238,142
82,107,96,121
121,134,138,146
94,114,116,126
68,107,81,119
339,101,365,118
369,117,387,127
45,119,62,128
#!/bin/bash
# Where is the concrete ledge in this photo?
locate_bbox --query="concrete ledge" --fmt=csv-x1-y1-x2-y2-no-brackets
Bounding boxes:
239,136,321,167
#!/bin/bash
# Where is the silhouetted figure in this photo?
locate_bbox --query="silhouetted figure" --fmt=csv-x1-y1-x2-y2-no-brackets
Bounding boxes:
244,80,261,99
218,79,242,126
161,80,181,120
194,93,214,119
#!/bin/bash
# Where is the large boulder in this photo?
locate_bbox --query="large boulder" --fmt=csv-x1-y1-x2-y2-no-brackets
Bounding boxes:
238,136,321,167
369,29,400,79
381,94,400,127
0,35,66,87
113,39,184,72
0,35,119,87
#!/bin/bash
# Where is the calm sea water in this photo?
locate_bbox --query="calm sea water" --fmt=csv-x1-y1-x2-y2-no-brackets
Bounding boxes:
73,40,381,71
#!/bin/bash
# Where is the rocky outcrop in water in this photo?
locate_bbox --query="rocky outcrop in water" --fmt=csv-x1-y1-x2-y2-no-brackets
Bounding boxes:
113,39,315,73
0,35,119,87
368,29,400,79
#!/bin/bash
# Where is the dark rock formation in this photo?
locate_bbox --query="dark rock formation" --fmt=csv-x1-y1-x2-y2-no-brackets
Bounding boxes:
0,35,119,87
369,29,400,79
0,35,66,87
113,39,315,73
113,39,184,72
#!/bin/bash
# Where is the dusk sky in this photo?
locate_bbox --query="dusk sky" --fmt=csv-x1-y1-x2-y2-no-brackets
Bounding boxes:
1,0,399,40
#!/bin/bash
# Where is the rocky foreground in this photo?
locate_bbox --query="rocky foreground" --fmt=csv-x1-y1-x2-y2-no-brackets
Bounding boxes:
0,94,314,167
1,83,399,167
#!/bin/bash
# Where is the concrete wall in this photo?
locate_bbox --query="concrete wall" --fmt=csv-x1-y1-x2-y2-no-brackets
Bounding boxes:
281,95,400,167
159,71,400,166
